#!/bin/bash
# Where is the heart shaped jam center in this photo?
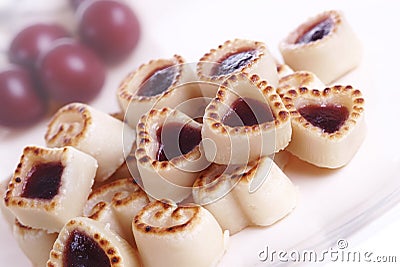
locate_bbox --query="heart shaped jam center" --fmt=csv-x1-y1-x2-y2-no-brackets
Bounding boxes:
137,65,177,97
298,104,349,133
21,162,64,200
296,17,333,44
211,50,257,76
64,230,110,267
156,123,202,162
222,97,275,127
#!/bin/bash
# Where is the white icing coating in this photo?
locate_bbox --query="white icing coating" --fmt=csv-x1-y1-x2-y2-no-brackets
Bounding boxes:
280,10,362,84
136,108,208,202
282,85,366,168
47,217,140,267
202,74,291,165
45,103,136,182
278,70,325,96
84,178,149,247
13,220,58,267
198,39,279,88
272,150,291,170
276,63,294,79
133,200,228,267
118,55,196,128
193,157,297,234
4,146,97,233
0,178,14,228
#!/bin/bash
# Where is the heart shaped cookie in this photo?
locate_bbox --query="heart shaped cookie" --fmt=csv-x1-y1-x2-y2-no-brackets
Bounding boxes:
202,73,291,165
282,85,366,168
132,200,228,267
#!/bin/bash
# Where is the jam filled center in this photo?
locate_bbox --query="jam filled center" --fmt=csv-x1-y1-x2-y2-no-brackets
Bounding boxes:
137,65,178,97
296,18,333,44
21,162,64,200
222,97,275,127
64,230,111,267
298,104,349,133
156,122,202,162
211,50,257,77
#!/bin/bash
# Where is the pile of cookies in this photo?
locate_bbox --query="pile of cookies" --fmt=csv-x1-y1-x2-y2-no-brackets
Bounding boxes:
1,10,365,267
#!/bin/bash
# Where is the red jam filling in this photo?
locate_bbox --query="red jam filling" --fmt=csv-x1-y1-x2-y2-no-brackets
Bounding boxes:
156,122,202,162
222,97,275,127
211,50,257,76
21,162,63,200
137,65,177,97
64,230,111,267
298,104,349,133
296,17,333,44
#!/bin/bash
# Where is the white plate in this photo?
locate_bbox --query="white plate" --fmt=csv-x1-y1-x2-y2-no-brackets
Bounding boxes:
1,1,400,266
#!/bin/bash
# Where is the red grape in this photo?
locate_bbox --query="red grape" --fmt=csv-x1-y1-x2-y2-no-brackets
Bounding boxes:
38,39,106,104
77,0,140,64
0,66,47,127
8,23,70,70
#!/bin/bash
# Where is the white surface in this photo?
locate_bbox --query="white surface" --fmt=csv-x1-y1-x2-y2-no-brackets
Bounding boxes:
1,0,400,266
326,206,400,267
